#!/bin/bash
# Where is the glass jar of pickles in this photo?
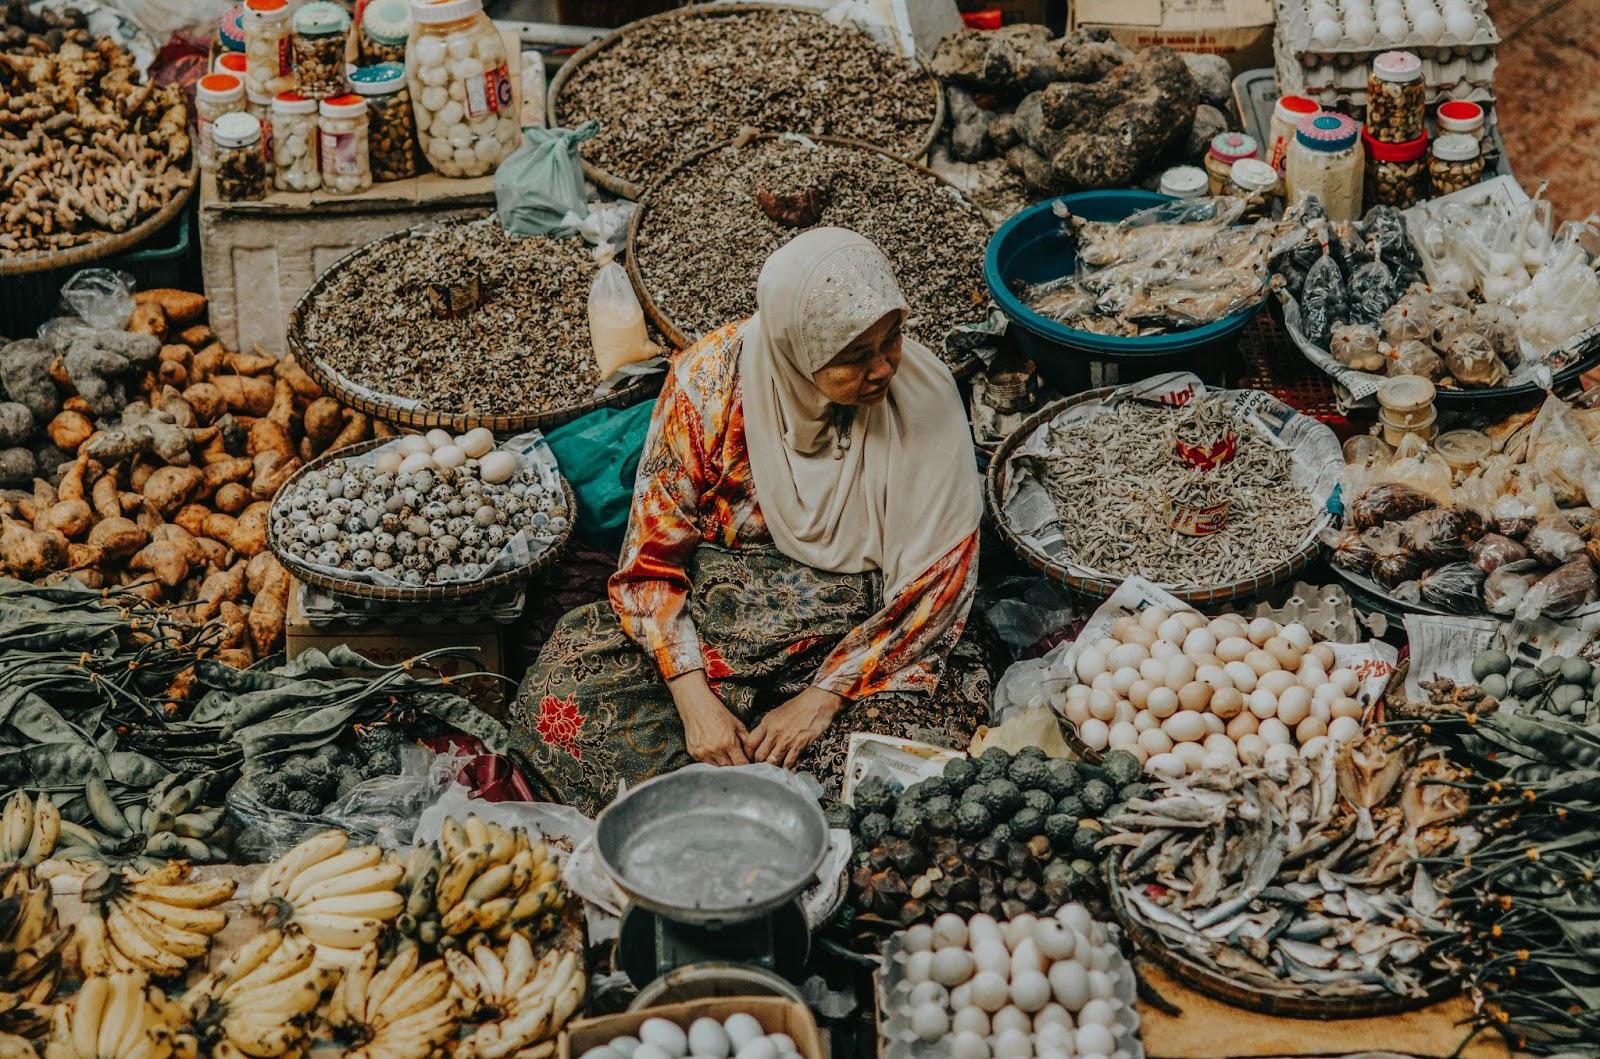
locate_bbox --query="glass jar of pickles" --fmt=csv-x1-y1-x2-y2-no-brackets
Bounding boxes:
242,0,293,99
292,1,352,99
196,72,245,171
271,92,320,192
319,94,373,195
1366,51,1425,144
350,63,421,181
406,0,519,178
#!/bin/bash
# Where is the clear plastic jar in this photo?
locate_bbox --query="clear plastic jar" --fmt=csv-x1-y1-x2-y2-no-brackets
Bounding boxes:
361,0,411,64
271,91,320,192
215,51,247,76
196,72,245,171
319,94,373,194
1363,127,1427,208
243,0,294,99
1204,131,1258,197
1367,51,1425,144
1436,100,1485,145
1430,133,1484,197
1227,158,1278,220
292,1,352,99
1268,95,1319,177
1286,113,1363,222
406,0,519,178
247,87,274,168
214,112,268,201
351,62,421,181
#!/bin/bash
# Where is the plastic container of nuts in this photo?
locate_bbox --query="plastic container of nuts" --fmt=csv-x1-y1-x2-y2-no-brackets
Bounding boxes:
242,0,293,99
292,1,351,99
272,91,320,192
361,0,411,64
319,94,373,195
196,72,245,171
406,0,519,178
213,112,268,202
350,63,421,182
1429,133,1484,196
1366,51,1425,144
1362,127,1427,208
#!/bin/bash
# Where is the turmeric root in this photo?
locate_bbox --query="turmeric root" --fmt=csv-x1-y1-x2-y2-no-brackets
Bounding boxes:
127,302,167,339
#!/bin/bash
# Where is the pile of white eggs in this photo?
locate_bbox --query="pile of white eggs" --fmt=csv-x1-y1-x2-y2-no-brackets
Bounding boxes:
1060,608,1367,778
408,24,520,177
581,1014,803,1059
889,906,1138,1059
1307,0,1478,48
374,427,517,482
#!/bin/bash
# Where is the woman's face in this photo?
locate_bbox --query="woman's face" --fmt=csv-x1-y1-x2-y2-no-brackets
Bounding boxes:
812,311,903,406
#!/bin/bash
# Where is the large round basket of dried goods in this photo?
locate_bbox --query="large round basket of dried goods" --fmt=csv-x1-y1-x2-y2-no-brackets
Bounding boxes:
267,436,576,603
287,218,663,434
547,3,945,200
626,132,991,379
985,381,1342,605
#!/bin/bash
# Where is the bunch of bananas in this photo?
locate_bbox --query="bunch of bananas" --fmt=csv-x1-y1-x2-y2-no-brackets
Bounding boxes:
181,927,333,1059
396,815,567,955
57,776,231,874
0,793,60,868
0,865,69,1050
43,971,195,1059
446,936,585,1059
250,829,404,967
74,862,235,980
328,942,461,1059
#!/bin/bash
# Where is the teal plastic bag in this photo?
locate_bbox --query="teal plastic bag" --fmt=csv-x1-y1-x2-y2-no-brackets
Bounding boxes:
545,398,656,553
494,120,599,236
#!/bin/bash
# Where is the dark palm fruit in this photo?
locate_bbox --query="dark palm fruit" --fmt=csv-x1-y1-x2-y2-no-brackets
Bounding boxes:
924,795,954,817
960,783,989,805
1078,763,1110,787
956,800,993,838
942,756,977,788
854,776,899,816
858,812,890,846
1042,858,1075,886
1011,807,1046,840
1080,779,1115,814
986,779,1023,815
1042,759,1081,799
1021,789,1055,815
928,810,959,836
990,823,1013,846
1007,755,1051,790
975,747,1011,783
1045,812,1076,846
891,807,923,838
1071,826,1102,857
1099,749,1142,788
1017,745,1049,761
1056,794,1085,819
980,746,1012,767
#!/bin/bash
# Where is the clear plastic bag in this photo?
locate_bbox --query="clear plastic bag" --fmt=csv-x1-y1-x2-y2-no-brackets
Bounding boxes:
1331,323,1385,372
1515,557,1599,621
1527,394,1600,508
1347,258,1395,326
1367,523,1428,588
1485,559,1541,615
1301,247,1347,348
1525,512,1586,565
1473,302,1522,365
1399,506,1484,562
587,244,655,378
1380,291,1434,346
1470,533,1531,573
1387,338,1443,379
494,121,599,237
1418,561,1485,613
1428,302,1474,349
56,268,135,330
1349,481,1440,530
1329,526,1377,575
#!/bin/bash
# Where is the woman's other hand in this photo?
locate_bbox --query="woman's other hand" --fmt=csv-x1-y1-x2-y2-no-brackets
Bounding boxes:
669,671,750,766
745,687,846,769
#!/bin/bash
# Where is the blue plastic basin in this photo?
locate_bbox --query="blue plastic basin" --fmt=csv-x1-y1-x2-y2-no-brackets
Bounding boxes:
984,190,1268,394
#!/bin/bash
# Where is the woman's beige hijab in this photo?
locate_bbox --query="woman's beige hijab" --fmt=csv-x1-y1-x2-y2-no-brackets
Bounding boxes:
739,228,981,597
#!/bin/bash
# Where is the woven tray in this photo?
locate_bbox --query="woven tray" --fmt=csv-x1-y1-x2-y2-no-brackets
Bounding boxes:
286,224,662,434
0,164,196,276
985,392,1327,606
266,437,576,603
547,2,945,200
625,132,988,379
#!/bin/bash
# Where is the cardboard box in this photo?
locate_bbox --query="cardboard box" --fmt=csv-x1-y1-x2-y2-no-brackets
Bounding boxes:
962,0,1049,25
1071,0,1273,74
561,998,825,1059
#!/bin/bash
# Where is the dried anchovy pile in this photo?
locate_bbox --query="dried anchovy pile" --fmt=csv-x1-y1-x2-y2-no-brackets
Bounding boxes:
298,222,603,417
635,137,989,363
554,9,936,188
1039,397,1318,587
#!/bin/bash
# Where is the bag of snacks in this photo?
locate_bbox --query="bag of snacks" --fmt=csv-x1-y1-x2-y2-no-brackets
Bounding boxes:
1525,512,1586,565
1527,394,1600,508
1515,556,1599,620
1399,506,1485,562
1470,533,1531,573
1419,561,1486,612
1484,559,1541,615
1380,291,1434,346
1442,332,1507,388
1367,523,1428,588
1301,246,1347,348
1349,481,1439,530
1387,338,1443,378
1329,526,1377,575
1347,258,1395,326
1331,323,1384,372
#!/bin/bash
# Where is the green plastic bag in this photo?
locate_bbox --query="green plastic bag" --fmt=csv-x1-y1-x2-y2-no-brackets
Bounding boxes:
545,398,656,552
494,120,599,236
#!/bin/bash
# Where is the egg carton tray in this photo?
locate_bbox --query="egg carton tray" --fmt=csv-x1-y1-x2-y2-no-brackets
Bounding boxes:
296,581,527,627
876,925,1144,1059
1275,0,1499,59
1222,579,1369,643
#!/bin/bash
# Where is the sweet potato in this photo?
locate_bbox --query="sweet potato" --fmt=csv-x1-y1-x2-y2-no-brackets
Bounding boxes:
133,504,163,533
127,303,167,340
373,420,399,439
129,539,189,589
117,579,165,603
329,410,369,451
203,457,252,494
66,542,101,570
249,418,294,461
191,343,228,383
47,411,93,452
142,465,204,513
274,353,322,400
229,353,277,377
173,504,211,538
29,481,55,529
87,517,147,561
302,397,343,448
230,503,269,556
91,473,122,522
217,601,248,649
0,519,66,578
44,498,92,540
214,648,254,668
246,551,279,594
177,324,214,348
214,375,275,417
251,451,301,500
134,289,207,325
152,524,207,567
213,482,250,514
128,457,158,494
249,563,291,658
157,359,188,389
182,383,225,423
193,559,246,622
57,453,90,502
201,512,237,543
194,536,229,569
61,396,94,417
198,433,232,465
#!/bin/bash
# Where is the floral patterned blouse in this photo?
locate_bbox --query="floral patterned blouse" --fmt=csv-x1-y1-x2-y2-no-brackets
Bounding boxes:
609,321,979,701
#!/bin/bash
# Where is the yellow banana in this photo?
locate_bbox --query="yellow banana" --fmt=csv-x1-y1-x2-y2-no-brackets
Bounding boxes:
113,986,163,1059
367,996,459,1056
464,863,514,904
434,849,485,916
473,897,515,933
462,815,489,849
210,928,284,986
71,974,109,1057
439,819,469,863
74,913,115,977
335,944,378,1026
222,941,315,1002
84,776,131,840
127,861,191,888
130,876,236,908
224,962,330,1016
502,934,534,996
371,962,449,1028
133,896,227,935
484,823,516,867
295,911,382,950
112,900,212,959
1,791,31,860
445,949,488,1005
104,908,191,976
473,944,507,998
439,901,478,936
364,944,418,1024
293,861,403,906
283,845,381,903
221,1013,301,1058
297,890,405,921
252,829,347,904
21,794,57,866
96,972,141,1058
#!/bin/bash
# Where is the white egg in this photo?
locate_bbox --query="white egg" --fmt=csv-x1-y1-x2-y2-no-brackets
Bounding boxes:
399,450,435,474
1163,656,1196,691
1137,727,1173,756
1075,648,1108,683
397,434,431,456
1202,713,1225,735
639,1019,689,1058
724,1017,763,1052
932,948,976,987
1150,639,1183,662
424,428,453,450
1258,718,1292,745
1112,701,1136,727
1033,1005,1073,1031
1308,0,1336,20
1138,606,1171,631
968,914,1002,949
733,1040,775,1059
973,941,1010,978
432,444,466,469
1057,905,1092,933
1332,696,1364,721
1224,661,1259,694
1173,742,1207,771
1329,715,1364,743
1138,657,1168,685
688,1019,730,1059
1010,936,1045,975
1203,733,1237,756
1088,689,1117,722
992,1029,1032,1059
1248,689,1279,720
1225,711,1258,741
908,981,948,1007
1147,752,1186,777
1179,628,1215,657
1048,959,1090,1010
909,1003,949,1043
611,1038,641,1059
634,1045,673,1059
992,1005,1032,1036
479,450,517,484
1380,13,1409,38
1208,616,1244,641
375,450,404,473
457,427,495,458
1237,733,1268,763
1245,650,1281,678
1146,687,1179,719
951,1031,990,1059
1079,719,1110,751
1086,971,1116,1002
1202,751,1237,770
1195,664,1232,690
903,950,934,984
1216,637,1252,663
1161,711,1207,743
1444,8,1474,36
931,912,967,949
1312,17,1342,45
1075,1024,1116,1057
1107,721,1139,751
1255,670,1295,697
1103,640,1143,669
1298,662,1329,691
1109,666,1140,696
901,923,935,954
1244,617,1276,645
582,1049,623,1059
1064,698,1091,726
1033,920,1077,961
970,971,1010,1012
1330,668,1360,696
1277,686,1313,727
1010,970,1052,1013
1154,616,1187,643
1133,710,1158,733
951,1007,990,1036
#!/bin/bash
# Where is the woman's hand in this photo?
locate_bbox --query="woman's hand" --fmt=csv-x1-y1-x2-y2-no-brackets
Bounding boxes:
669,671,750,766
745,687,846,769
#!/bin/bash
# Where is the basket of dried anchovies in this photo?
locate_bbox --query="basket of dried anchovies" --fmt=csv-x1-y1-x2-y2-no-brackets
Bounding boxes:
627,132,991,378
986,374,1342,605
288,217,663,433
548,3,945,200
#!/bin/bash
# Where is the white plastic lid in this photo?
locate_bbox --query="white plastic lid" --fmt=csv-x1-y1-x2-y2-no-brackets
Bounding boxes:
1229,158,1278,192
1157,165,1208,199
411,0,482,24
247,87,274,106
272,91,317,115
293,1,350,35
319,94,368,119
1432,132,1481,161
1372,51,1423,83
197,72,244,105
212,111,261,148
244,0,289,23
363,0,411,42
1376,373,1436,414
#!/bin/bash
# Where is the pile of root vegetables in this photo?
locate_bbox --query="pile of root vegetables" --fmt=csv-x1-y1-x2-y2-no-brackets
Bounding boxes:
0,287,391,664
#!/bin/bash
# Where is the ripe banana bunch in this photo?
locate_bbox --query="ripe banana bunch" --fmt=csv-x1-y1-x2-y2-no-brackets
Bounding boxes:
445,936,585,1059
43,971,196,1059
55,775,230,874
397,815,567,955
328,942,461,1059
0,792,60,868
74,861,236,980
181,926,333,1059
250,829,404,967
0,864,69,1026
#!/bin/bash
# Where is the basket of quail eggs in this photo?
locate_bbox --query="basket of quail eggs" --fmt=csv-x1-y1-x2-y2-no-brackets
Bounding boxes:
267,428,573,600
878,904,1143,1059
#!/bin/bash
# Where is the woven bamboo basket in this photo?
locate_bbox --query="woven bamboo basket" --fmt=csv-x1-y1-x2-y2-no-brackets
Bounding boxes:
984,392,1329,607
286,223,661,434
266,437,576,603
625,132,989,379
547,2,945,201
0,165,196,276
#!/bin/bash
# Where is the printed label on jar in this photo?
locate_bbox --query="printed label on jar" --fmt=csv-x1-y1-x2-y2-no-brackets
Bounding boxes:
465,63,513,121
320,130,359,175
277,36,292,76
